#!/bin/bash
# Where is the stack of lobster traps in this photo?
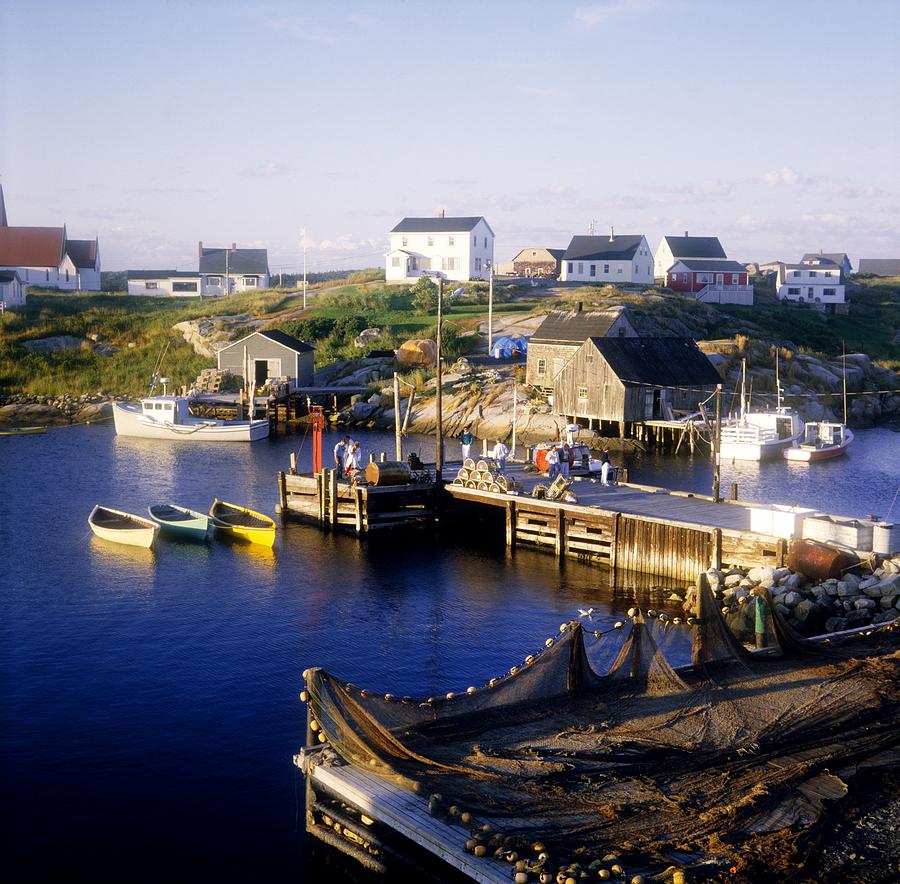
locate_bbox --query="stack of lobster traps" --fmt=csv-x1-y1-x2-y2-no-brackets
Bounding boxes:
451,458,521,494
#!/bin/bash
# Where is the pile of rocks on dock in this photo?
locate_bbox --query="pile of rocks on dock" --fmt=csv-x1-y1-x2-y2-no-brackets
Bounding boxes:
689,557,900,639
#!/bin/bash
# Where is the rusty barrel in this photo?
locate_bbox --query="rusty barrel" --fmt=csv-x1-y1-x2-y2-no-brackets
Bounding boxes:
364,460,412,487
787,539,858,580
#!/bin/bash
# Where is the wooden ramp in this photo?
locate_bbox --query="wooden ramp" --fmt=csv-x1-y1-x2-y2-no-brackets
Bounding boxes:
307,759,509,883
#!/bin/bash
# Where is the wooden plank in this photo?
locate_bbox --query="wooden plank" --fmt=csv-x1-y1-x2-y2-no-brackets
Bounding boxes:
505,499,515,548
312,765,510,884
355,487,364,535
556,509,564,558
329,469,338,528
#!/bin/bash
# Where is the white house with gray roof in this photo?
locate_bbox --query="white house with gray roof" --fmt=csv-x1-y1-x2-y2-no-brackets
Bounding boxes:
199,242,270,294
776,262,845,310
386,215,494,283
559,230,653,284
126,270,204,296
653,233,728,279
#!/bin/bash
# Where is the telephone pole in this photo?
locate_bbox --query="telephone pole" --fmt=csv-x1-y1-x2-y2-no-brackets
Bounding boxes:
435,276,444,485
488,262,494,353
713,383,722,503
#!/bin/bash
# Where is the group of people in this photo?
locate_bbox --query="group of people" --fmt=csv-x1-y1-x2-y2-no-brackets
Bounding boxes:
545,443,574,481
333,436,362,477
460,424,510,473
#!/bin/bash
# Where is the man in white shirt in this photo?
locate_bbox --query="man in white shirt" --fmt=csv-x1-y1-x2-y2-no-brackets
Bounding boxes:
545,445,560,481
334,436,350,469
491,440,509,473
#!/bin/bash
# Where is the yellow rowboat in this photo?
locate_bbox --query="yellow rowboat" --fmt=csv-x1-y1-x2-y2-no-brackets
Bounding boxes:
0,426,47,435
88,505,159,549
209,499,276,547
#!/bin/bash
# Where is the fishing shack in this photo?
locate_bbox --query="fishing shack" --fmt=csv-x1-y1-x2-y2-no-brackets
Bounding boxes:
552,336,721,436
216,329,314,392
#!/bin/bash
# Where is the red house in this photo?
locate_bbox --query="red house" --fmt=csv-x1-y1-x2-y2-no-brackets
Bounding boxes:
666,259,753,305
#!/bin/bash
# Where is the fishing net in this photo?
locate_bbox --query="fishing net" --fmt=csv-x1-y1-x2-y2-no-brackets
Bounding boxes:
305,580,900,879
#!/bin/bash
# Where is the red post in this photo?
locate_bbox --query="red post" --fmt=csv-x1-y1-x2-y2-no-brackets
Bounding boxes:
310,405,325,474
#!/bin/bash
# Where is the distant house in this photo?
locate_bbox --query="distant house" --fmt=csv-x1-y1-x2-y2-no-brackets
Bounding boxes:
510,247,565,278
525,304,638,390
0,185,101,290
199,242,270,294
666,259,753,304
776,262,846,310
801,251,852,274
127,270,204,296
858,258,900,277
216,329,314,391
552,337,721,430
559,230,653,284
0,270,27,309
385,215,494,283
654,233,728,279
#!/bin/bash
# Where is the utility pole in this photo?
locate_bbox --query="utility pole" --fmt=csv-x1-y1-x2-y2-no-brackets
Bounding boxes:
435,276,444,486
225,246,230,297
393,371,402,461
511,381,518,460
488,262,494,354
842,339,848,424
713,383,722,503
303,235,308,310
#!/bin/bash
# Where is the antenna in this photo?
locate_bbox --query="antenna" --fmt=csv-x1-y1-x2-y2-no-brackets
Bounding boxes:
842,340,847,424
588,218,597,235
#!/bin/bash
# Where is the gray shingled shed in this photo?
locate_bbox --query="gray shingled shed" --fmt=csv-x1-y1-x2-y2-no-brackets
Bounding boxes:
217,329,314,391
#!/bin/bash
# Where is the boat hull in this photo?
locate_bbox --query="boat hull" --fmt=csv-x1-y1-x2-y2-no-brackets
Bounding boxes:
148,505,211,541
209,500,277,547
0,426,47,436
88,505,158,548
720,434,801,462
113,402,269,442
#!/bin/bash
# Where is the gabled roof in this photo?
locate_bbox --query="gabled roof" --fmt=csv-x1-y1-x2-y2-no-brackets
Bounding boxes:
671,259,748,273
563,235,644,262
127,270,201,280
0,225,66,267
199,247,269,275
531,308,631,344
511,247,565,262
858,258,900,277
590,337,721,387
0,270,25,283
802,252,849,267
221,328,314,353
66,238,99,269
391,216,491,234
663,235,726,259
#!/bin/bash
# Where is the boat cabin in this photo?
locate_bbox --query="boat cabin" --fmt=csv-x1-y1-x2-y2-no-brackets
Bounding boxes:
141,397,191,423
802,421,847,447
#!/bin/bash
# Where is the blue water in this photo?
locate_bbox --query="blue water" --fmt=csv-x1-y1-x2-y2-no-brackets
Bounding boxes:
0,424,897,879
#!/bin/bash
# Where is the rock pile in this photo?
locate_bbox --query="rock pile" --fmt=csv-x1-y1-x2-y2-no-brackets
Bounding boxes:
691,559,900,639
0,392,115,425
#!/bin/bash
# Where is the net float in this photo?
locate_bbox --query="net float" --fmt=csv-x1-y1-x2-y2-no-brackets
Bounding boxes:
545,638,554,647
467,686,476,694
446,692,455,700
460,811,472,824
299,690,308,702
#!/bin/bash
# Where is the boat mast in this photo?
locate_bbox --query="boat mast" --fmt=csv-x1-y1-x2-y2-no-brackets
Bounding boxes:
740,359,746,422
842,340,848,424
775,349,782,410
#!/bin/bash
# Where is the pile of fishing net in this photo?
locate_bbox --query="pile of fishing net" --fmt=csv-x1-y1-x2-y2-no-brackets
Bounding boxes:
304,577,900,879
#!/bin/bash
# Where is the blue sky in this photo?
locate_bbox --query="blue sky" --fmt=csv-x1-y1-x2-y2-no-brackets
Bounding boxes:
1,0,897,272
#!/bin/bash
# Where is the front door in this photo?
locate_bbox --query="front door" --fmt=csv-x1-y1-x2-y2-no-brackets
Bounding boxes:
716,273,724,286
255,359,269,387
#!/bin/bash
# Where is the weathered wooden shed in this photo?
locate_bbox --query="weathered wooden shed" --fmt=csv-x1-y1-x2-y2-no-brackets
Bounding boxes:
552,337,721,430
510,246,564,278
217,329,314,391
525,305,637,390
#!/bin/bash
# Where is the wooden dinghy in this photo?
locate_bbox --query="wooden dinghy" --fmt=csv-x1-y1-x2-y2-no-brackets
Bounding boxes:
209,499,276,547
148,503,210,541
88,505,159,548
0,426,47,436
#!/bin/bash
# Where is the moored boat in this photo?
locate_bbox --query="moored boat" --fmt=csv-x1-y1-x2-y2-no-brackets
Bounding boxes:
0,426,47,436
113,396,269,442
784,422,853,462
148,503,211,541
88,505,159,548
209,499,276,547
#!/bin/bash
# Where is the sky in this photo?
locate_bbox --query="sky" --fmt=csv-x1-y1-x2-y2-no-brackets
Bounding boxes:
1,0,898,273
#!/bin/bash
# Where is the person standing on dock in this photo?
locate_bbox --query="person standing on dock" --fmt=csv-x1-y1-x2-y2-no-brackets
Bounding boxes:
491,440,509,473
600,447,611,486
334,436,350,470
546,445,560,481
344,440,362,477
460,425,474,463
560,444,571,479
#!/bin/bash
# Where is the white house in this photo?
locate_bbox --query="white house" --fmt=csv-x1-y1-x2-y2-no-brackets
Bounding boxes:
386,215,494,283
0,270,27,308
559,230,653,284
801,251,852,274
198,242,270,294
654,232,728,279
127,270,204,296
776,262,845,309
0,185,101,290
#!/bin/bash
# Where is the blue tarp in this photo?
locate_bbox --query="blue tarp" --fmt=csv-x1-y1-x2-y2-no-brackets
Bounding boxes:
490,336,528,359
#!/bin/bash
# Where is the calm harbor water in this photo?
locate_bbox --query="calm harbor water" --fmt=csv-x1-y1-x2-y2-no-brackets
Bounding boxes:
1,423,897,879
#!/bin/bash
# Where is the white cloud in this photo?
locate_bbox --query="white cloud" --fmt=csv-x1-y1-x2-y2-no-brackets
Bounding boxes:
761,167,802,186
241,161,289,178
800,212,850,228
573,0,656,29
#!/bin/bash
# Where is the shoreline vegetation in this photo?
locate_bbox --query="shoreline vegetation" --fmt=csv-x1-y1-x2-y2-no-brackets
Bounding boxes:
1,273,897,432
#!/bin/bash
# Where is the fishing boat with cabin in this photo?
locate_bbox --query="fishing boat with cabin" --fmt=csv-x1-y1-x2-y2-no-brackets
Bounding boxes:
88,505,159,548
209,499,277,546
148,503,211,541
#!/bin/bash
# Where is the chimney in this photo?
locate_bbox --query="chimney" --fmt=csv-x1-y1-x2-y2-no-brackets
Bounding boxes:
609,226,615,242
231,242,236,250
684,230,689,238
438,208,445,219
575,301,583,313
198,240,203,261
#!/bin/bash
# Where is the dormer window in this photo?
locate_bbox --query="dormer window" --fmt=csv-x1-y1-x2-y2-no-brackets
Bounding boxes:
401,236,408,247
427,236,434,247
448,236,455,246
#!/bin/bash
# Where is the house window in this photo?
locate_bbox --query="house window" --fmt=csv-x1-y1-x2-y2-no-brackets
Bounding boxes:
441,257,458,271
617,268,623,274
145,281,158,290
448,236,455,246
577,386,588,400
586,353,593,363
484,237,487,248
427,236,434,247
792,271,800,277
567,262,573,274
173,281,198,292
473,235,477,247
603,264,609,274
732,274,741,284
207,276,221,285
65,269,70,282
590,264,596,277
808,287,814,297
409,257,418,271
475,257,482,272
537,359,546,375
788,287,800,295
825,270,833,277
391,257,401,267
698,272,711,284
809,271,817,278
242,276,258,287
823,288,837,296
46,270,50,281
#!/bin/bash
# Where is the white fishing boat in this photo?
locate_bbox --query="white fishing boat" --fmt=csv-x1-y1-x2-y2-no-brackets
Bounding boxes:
113,396,269,441
784,421,853,462
719,359,804,462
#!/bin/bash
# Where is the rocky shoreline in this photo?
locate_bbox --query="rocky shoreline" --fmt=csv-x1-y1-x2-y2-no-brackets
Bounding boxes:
0,393,114,426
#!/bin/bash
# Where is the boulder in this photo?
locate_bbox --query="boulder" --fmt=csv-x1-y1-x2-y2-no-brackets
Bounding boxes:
825,616,848,633
836,582,856,598
22,335,87,354
863,585,883,599
845,609,871,626
877,574,900,595
747,566,776,586
794,599,815,623
784,591,802,606
854,598,876,610
724,573,744,588
873,610,900,625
